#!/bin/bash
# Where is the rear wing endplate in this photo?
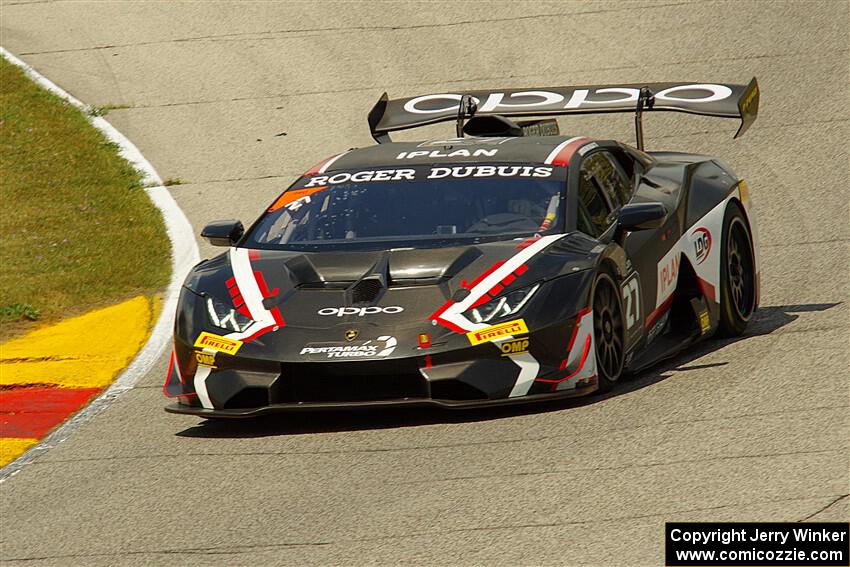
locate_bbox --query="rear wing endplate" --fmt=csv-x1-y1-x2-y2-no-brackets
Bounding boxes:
368,79,759,145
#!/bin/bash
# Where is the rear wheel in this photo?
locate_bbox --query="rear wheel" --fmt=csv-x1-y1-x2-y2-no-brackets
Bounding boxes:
717,202,756,337
592,272,625,392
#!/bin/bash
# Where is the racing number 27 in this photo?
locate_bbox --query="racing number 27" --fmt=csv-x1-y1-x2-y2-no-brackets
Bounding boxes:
621,275,640,330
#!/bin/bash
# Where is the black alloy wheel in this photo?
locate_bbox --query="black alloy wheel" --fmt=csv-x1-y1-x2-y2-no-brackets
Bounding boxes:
593,272,625,392
717,202,756,337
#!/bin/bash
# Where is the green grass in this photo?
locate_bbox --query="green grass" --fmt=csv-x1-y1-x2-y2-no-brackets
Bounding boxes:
0,57,170,340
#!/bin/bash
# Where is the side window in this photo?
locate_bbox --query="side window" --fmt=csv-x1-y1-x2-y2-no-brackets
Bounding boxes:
583,152,632,210
577,170,611,237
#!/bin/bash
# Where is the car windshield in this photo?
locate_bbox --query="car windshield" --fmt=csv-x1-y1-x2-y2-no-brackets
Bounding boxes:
243,164,568,251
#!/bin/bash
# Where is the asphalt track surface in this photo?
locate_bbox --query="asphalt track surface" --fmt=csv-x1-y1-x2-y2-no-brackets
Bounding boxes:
1,2,848,565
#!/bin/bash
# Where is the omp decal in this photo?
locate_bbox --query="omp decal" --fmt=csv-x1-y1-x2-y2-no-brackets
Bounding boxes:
193,332,243,355
267,186,328,212
498,337,530,356
194,351,216,368
300,336,397,360
430,233,567,333
466,319,529,346
395,148,498,159
543,137,590,166
693,227,712,264
303,150,351,176
318,306,404,317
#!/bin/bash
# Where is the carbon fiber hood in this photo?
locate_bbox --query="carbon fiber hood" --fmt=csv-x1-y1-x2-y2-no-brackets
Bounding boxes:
180,233,598,360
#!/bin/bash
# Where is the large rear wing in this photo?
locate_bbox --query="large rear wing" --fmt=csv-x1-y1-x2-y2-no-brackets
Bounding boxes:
368,79,759,147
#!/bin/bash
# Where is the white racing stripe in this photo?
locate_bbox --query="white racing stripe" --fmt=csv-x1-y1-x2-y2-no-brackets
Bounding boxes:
507,352,540,397
317,150,351,174
439,234,568,332
193,247,282,409
0,47,200,482
543,137,584,164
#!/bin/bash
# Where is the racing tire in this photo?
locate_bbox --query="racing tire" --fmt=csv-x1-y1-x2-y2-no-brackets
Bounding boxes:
717,201,756,337
592,271,625,392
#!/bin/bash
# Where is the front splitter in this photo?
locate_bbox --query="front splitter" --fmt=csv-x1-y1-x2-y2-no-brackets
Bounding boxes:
164,383,598,418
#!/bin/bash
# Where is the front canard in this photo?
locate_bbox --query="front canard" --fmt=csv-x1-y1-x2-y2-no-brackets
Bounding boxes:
466,319,529,346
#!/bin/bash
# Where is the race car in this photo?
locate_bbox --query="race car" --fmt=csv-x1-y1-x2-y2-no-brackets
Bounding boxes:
164,79,761,417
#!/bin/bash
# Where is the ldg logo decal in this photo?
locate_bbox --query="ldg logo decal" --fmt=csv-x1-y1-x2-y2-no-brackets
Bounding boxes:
318,306,404,317
693,227,712,265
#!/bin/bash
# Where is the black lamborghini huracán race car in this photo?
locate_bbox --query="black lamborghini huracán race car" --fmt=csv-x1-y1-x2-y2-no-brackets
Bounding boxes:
165,80,761,417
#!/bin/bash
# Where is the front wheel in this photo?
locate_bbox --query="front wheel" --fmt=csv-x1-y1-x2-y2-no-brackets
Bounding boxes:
717,202,756,337
592,272,625,392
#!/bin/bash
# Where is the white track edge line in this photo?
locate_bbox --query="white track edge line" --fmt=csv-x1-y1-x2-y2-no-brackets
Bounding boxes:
0,47,201,483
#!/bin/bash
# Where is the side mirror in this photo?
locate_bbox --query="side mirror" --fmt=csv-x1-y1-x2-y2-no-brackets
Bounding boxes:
201,220,244,247
618,203,667,231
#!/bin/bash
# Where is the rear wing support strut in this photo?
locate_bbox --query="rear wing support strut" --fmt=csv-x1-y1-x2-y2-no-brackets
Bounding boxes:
634,87,655,151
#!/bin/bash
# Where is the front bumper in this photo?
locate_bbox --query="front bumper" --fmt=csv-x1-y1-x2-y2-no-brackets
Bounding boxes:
165,382,597,418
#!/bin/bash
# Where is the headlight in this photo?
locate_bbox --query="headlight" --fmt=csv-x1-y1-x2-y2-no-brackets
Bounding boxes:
462,283,540,324
206,295,254,332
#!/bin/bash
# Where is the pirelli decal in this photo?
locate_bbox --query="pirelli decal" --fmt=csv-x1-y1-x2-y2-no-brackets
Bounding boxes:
466,319,528,346
194,332,243,355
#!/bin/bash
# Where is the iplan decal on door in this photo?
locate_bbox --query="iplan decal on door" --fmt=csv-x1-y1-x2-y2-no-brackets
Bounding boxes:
657,253,680,306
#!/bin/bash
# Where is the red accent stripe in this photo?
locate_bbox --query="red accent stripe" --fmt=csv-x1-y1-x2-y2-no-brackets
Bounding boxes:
696,276,716,303
514,264,529,276
0,386,101,438
515,236,540,249
162,350,176,396
559,307,591,370
270,306,285,326
488,283,504,297
424,355,433,369
465,261,506,290
303,153,341,176
233,295,245,308
236,305,251,317
248,249,261,261
225,277,236,288
540,333,592,383
228,286,240,298
645,294,675,329
501,274,517,287
547,137,591,166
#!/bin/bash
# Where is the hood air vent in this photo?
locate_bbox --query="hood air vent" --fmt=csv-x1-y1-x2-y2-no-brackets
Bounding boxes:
347,253,389,305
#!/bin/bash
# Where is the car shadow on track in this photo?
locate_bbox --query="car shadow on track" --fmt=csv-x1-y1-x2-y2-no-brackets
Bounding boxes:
175,302,839,439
